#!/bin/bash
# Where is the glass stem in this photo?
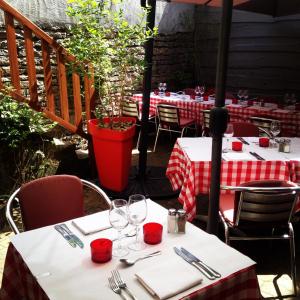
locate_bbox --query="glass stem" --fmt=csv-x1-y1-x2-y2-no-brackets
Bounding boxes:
135,225,139,244
117,229,122,250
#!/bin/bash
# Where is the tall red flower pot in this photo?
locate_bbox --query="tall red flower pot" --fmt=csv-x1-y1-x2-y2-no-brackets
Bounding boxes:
88,117,136,192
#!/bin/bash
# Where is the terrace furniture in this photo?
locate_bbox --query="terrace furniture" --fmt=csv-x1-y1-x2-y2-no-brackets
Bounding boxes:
249,116,279,137
201,109,211,136
219,180,300,296
153,104,197,152
232,122,260,137
1,199,260,300
121,100,157,148
6,175,111,234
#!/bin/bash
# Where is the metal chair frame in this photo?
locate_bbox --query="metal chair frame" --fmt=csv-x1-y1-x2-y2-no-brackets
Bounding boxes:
249,116,279,137
6,178,111,234
220,183,300,296
153,104,197,152
121,100,157,148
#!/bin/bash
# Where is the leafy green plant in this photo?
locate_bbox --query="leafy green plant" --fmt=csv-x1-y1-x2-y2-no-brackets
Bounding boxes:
65,0,157,129
0,89,56,148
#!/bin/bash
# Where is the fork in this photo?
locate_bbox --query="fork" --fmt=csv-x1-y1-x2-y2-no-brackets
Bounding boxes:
112,269,138,300
108,276,126,300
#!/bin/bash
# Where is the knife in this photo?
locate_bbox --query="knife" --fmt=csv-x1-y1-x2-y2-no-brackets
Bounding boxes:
249,151,265,161
54,225,77,248
180,247,221,278
59,224,84,249
173,247,216,280
237,137,249,145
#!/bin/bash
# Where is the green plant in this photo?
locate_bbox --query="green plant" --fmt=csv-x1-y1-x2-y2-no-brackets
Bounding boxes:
65,0,157,129
0,89,56,148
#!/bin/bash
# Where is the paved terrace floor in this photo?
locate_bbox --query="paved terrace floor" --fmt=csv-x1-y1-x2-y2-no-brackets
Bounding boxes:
0,132,300,299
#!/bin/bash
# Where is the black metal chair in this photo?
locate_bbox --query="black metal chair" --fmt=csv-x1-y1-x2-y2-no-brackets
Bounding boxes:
219,180,300,296
249,116,279,137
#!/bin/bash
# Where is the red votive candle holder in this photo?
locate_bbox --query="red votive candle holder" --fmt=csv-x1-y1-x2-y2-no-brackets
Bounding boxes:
232,141,243,151
154,89,159,95
259,137,270,147
232,98,238,104
90,238,112,263
190,94,196,100
165,91,171,97
143,222,163,245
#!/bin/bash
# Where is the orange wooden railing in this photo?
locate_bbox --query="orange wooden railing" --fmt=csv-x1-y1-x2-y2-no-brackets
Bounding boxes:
0,0,96,137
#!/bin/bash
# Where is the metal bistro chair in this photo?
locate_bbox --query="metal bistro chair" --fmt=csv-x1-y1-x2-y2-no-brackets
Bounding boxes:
6,175,111,234
249,116,279,137
153,104,197,152
219,180,300,296
121,100,157,148
201,109,211,136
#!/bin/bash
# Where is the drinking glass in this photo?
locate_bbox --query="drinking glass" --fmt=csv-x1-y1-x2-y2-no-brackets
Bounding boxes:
127,194,147,251
194,86,201,100
109,199,129,257
162,83,167,94
237,90,243,104
158,83,164,96
199,85,205,100
223,123,234,153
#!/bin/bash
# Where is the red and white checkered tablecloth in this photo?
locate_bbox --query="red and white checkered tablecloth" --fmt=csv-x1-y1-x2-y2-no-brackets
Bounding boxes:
132,94,300,136
166,141,293,221
0,243,261,300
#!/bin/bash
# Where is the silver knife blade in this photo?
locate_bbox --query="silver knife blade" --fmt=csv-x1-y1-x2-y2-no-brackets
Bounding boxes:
180,247,221,278
173,247,216,280
59,224,84,249
54,225,77,248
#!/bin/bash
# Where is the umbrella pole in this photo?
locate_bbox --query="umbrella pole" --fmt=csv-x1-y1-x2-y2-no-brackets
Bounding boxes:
138,0,157,179
207,0,233,234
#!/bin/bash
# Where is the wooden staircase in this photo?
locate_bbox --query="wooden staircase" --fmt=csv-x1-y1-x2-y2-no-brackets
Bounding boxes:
0,0,96,137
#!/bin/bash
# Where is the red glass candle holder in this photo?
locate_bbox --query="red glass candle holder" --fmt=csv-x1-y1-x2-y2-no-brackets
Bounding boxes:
90,238,112,263
154,89,159,95
232,141,243,151
232,98,238,104
165,91,171,97
143,222,163,245
259,137,270,147
190,94,196,100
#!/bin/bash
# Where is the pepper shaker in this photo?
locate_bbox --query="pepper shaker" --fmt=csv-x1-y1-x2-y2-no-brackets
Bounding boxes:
167,208,177,233
176,209,187,234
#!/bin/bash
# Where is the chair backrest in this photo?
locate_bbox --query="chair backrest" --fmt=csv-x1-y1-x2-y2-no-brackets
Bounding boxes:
18,175,85,231
202,110,210,136
157,104,179,126
232,122,259,137
249,116,280,136
121,101,139,119
183,88,196,96
230,180,300,227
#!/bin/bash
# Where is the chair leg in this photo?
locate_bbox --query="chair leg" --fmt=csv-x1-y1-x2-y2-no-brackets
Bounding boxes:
289,223,297,296
219,212,230,245
153,127,161,152
136,130,141,149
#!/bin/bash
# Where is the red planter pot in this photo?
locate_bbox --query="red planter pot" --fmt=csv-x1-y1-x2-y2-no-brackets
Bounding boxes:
88,117,136,192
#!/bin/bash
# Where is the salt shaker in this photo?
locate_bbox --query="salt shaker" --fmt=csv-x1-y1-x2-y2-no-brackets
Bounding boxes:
167,208,177,233
176,209,187,234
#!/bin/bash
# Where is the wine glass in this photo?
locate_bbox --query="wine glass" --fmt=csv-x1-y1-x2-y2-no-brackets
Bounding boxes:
194,86,201,100
109,199,129,257
158,83,164,96
127,194,147,251
162,83,167,94
237,90,243,104
223,123,234,153
199,85,205,100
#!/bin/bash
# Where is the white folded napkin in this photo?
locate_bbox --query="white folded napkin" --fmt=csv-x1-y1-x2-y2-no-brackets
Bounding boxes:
71,211,111,235
135,259,203,300
222,152,254,161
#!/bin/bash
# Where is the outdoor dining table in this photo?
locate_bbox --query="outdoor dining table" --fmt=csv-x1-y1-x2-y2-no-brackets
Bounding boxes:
132,93,300,136
0,199,261,300
166,137,300,220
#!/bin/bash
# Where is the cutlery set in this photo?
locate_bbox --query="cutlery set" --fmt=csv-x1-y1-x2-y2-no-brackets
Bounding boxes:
174,247,221,280
54,224,84,248
249,151,265,160
237,137,250,145
109,270,138,300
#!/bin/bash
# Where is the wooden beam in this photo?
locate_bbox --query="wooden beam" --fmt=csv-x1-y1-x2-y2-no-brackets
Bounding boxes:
56,50,70,122
5,12,21,92
41,40,55,113
84,65,96,120
24,26,38,106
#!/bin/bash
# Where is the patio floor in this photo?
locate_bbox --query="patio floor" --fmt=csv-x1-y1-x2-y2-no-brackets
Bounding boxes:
0,131,300,299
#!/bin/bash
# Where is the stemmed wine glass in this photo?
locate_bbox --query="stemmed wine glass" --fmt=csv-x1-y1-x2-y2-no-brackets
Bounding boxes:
199,85,205,100
270,121,281,147
162,83,167,95
222,123,234,153
127,194,147,251
237,90,243,104
109,199,129,257
158,83,164,96
195,86,201,100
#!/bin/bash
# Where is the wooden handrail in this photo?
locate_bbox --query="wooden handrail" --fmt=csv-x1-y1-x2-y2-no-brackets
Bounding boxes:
0,0,94,138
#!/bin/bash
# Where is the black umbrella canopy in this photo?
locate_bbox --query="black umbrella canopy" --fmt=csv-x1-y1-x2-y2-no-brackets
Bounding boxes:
233,0,300,17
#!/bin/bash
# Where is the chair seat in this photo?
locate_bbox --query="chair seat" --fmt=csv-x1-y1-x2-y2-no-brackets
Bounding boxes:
179,117,196,127
219,193,235,225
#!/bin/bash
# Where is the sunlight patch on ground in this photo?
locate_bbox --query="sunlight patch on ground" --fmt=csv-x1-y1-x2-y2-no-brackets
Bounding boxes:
131,149,152,155
258,274,294,298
